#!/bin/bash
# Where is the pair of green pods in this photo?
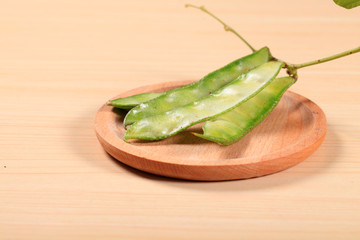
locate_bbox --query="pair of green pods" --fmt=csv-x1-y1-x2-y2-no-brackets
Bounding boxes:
108,47,295,145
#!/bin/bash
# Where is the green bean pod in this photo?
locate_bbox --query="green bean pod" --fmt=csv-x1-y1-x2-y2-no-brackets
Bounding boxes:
193,76,295,145
107,92,163,109
124,61,283,141
123,47,271,126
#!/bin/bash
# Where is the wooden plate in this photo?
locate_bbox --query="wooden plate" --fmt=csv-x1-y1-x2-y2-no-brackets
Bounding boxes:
95,81,326,181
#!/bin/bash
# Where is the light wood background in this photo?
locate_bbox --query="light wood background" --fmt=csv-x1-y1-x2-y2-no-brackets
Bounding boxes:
1,0,359,239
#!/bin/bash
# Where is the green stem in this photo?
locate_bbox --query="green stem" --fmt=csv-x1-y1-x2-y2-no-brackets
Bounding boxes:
186,4,359,81
292,46,360,69
185,4,256,52
281,45,360,81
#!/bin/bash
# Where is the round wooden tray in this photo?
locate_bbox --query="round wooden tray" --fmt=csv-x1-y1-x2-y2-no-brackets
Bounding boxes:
95,81,326,181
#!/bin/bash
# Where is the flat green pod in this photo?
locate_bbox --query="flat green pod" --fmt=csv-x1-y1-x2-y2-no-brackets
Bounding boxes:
124,47,271,126
193,76,295,145
107,92,163,109
124,61,283,141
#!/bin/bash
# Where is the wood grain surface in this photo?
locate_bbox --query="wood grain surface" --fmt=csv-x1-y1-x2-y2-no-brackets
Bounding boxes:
95,81,326,181
0,0,359,239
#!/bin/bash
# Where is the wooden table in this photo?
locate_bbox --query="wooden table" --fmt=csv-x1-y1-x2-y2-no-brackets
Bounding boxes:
1,0,359,239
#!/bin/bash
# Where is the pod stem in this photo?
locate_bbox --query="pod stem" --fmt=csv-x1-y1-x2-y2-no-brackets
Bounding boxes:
185,4,359,81
291,46,360,69
185,4,256,53
280,46,360,81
